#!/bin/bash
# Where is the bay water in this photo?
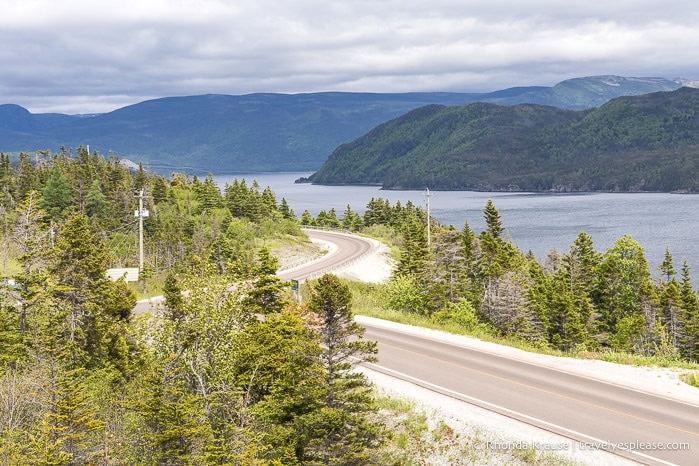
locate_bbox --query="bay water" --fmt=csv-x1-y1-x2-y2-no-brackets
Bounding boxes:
215,173,699,281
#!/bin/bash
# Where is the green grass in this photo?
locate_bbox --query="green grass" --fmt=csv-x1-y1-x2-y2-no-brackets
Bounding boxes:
357,224,402,261
0,257,21,279
128,271,167,300
582,350,699,370
680,371,699,387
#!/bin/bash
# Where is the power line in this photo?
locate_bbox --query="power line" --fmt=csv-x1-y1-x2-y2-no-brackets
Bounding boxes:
424,187,432,247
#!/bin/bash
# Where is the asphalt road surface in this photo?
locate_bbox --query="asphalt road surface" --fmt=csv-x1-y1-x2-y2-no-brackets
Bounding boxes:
277,228,373,282
361,323,699,466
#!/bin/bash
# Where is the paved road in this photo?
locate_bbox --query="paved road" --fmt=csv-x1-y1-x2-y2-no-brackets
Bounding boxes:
362,323,699,466
133,228,374,314
277,228,373,282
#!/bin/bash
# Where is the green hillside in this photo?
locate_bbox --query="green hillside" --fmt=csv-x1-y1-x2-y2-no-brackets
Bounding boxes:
309,87,699,192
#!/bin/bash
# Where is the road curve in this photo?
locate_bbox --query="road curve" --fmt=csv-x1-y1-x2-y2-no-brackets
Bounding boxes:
361,322,699,466
134,229,374,314
277,228,373,282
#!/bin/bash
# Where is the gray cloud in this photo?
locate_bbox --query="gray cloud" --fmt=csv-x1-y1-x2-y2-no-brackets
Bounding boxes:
1,0,698,113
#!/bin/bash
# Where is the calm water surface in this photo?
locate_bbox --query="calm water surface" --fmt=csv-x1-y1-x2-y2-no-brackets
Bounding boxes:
215,173,699,279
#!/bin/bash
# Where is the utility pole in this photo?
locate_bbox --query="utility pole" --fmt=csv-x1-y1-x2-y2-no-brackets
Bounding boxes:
135,189,149,271
1,205,6,277
424,187,432,247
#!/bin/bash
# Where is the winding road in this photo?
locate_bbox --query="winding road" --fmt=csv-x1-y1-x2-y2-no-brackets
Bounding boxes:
134,229,699,465
278,228,373,282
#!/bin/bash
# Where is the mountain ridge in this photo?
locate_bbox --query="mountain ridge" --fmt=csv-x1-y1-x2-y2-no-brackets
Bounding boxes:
1,75,696,173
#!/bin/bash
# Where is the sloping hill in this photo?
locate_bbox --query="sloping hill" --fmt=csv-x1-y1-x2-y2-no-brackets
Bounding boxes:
308,88,699,192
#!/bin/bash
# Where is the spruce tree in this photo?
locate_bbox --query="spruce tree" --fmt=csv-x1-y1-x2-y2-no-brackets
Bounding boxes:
659,247,677,282
680,261,699,360
301,274,382,465
244,247,288,314
51,214,127,369
41,165,72,221
15,152,39,202
299,209,315,226
396,215,428,277
483,199,504,239
279,197,295,220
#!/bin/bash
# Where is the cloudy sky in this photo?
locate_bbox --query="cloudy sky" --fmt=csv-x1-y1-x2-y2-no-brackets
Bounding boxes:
2,0,698,114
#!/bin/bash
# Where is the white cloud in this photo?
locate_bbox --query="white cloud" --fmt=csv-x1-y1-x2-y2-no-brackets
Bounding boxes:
1,0,698,113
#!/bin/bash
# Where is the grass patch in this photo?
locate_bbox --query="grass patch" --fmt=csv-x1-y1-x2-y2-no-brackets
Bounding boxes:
581,351,699,371
680,371,699,387
358,224,402,261
128,274,166,301
0,258,21,279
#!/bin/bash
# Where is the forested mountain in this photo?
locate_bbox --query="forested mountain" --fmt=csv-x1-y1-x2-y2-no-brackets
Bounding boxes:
309,87,699,192
1,76,695,173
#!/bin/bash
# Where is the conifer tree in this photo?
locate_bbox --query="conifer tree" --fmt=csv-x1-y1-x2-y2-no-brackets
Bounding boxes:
151,175,169,204
483,199,504,239
244,247,288,314
660,278,683,349
396,214,428,277
15,152,39,202
299,209,315,226
41,164,72,221
560,232,600,347
85,179,109,221
261,186,277,217
134,162,147,190
659,247,677,282
51,214,126,368
302,274,382,465
194,174,223,213
278,197,295,220
596,236,656,352
341,204,362,231
680,261,699,360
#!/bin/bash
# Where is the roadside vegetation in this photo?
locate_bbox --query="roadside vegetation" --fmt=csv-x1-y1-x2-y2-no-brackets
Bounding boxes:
301,194,699,373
